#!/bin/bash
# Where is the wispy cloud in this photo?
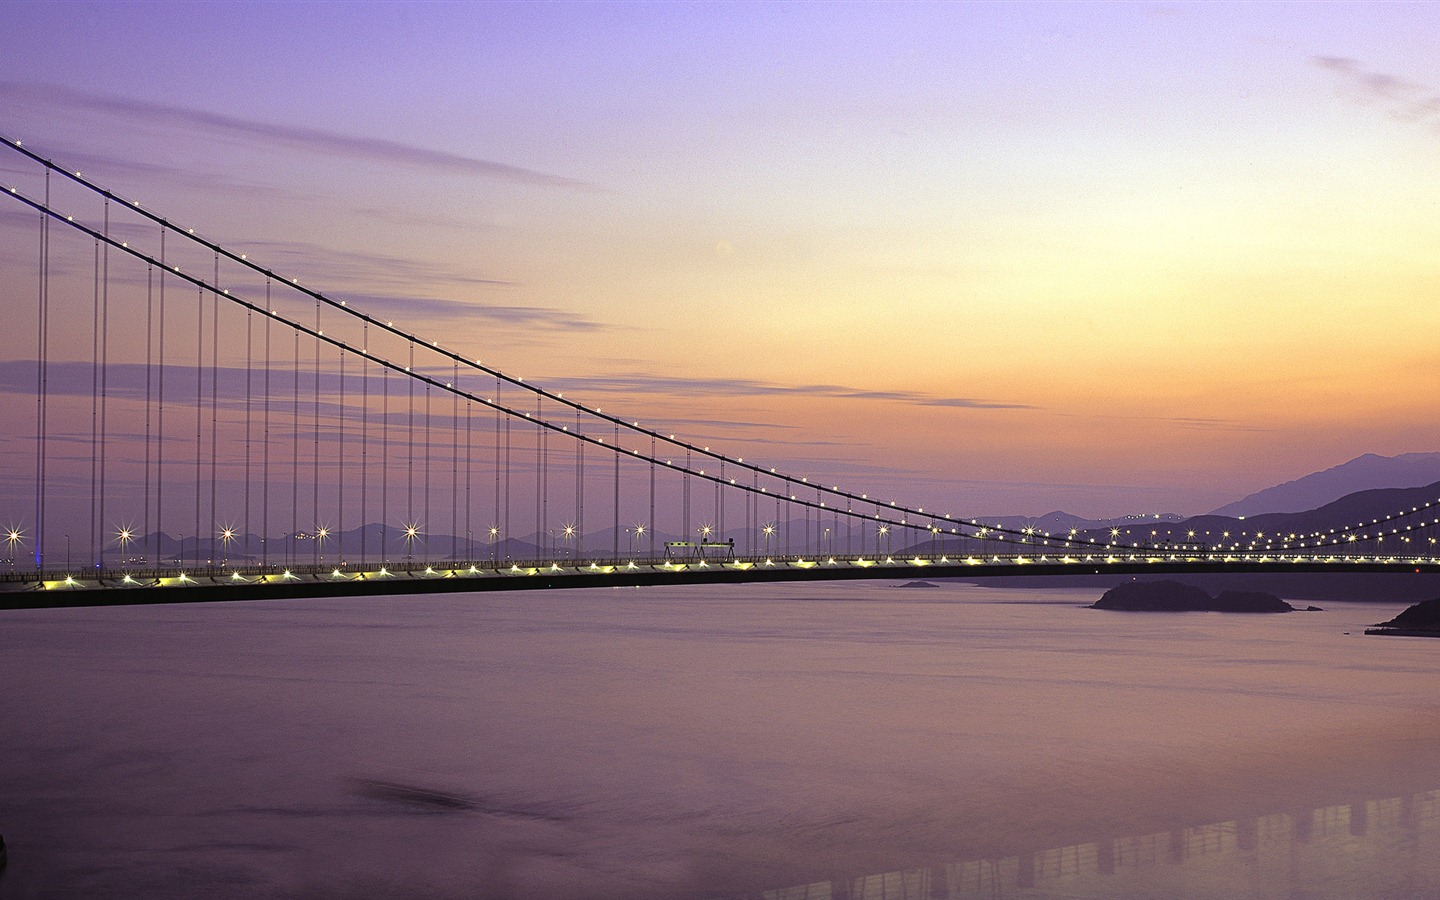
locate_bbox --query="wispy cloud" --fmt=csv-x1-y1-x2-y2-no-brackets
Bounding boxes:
334,293,605,332
1162,416,1272,432
1312,56,1440,126
545,373,1034,409
0,82,600,191
1053,409,1271,433
224,239,516,290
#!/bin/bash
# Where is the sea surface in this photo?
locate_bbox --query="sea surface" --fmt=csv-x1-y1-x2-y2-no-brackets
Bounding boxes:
0,581,1437,899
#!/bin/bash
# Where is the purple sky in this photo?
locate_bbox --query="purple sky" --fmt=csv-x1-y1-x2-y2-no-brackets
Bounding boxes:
3,1,1439,519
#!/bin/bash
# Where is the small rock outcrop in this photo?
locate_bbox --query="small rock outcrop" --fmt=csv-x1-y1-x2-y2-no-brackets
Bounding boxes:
1367,598,1440,636
1091,580,1294,613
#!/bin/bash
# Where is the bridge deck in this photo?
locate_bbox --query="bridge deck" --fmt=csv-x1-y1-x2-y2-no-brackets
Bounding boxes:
2,553,1437,610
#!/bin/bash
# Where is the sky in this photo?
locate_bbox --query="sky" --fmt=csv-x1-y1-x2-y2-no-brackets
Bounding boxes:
2,0,1439,519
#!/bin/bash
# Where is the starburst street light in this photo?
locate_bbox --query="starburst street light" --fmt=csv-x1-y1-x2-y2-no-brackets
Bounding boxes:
5,527,22,567
315,525,330,564
115,526,135,564
403,523,420,561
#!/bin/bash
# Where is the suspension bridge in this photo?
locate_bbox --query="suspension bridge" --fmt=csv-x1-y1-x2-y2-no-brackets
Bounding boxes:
2,134,1438,609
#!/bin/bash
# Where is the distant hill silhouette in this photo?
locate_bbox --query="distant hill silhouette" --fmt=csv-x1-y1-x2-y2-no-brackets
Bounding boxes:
1082,478,1440,551
969,510,1184,534
1211,452,1440,518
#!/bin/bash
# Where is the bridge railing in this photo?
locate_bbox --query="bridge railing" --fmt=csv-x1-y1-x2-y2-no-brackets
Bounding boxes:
4,551,1439,594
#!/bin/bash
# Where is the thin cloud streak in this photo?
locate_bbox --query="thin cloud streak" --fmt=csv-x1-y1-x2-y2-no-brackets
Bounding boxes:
547,373,1035,409
224,239,517,290
335,293,606,332
1312,56,1440,126
0,82,601,191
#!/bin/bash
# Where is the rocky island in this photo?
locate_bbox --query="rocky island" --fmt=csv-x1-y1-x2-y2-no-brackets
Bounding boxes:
1090,580,1296,613
1366,598,1440,637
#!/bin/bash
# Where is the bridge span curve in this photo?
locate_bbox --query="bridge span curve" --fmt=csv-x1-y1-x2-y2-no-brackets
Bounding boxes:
4,553,1438,611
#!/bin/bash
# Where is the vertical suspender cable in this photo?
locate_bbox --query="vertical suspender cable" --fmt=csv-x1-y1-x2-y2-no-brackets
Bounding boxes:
313,299,321,565
407,339,415,540
144,266,153,564
291,329,300,566
649,435,656,557
90,235,100,565
717,463,724,546
210,252,219,560
381,352,389,562
750,470,757,555
492,379,501,558
612,420,619,559
156,228,166,563
262,280,271,568
337,348,345,565
777,495,789,558
33,168,49,570
99,199,110,567
244,302,252,560
360,322,368,563
502,383,511,559
452,360,459,560
464,365,472,561
194,283,203,565
424,382,432,558
846,500,853,557
570,408,576,558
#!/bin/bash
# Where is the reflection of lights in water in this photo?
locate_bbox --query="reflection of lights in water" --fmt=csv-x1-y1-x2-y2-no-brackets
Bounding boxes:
746,788,1440,900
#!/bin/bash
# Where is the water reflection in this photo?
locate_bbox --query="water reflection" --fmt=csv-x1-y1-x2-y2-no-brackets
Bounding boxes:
750,789,1440,899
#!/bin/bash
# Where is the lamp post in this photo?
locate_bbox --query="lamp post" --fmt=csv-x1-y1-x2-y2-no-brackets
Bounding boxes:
220,527,235,567
115,527,134,568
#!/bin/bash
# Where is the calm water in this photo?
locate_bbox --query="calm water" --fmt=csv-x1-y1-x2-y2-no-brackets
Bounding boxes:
1,581,1437,899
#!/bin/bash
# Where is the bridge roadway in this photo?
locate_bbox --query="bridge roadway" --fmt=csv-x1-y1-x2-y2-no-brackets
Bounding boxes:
1,552,1438,610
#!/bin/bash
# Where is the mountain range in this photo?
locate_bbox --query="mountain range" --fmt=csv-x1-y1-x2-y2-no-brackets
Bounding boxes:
1209,452,1440,518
